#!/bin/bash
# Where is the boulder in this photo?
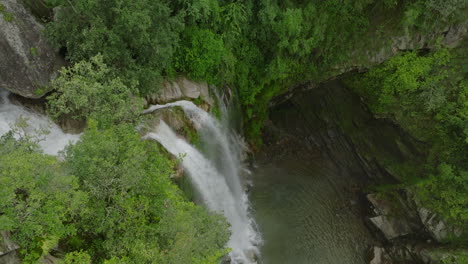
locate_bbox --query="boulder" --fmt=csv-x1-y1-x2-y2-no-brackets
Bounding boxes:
367,193,395,216
367,193,415,240
0,0,64,98
146,77,214,106
417,207,462,242
369,215,413,240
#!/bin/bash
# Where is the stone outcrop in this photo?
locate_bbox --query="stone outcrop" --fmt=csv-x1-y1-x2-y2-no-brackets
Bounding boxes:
367,193,420,240
368,246,395,264
272,19,467,107
0,232,20,264
369,215,413,240
367,192,464,244
0,0,63,98
416,205,463,243
0,231,63,264
336,20,468,75
146,77,214,107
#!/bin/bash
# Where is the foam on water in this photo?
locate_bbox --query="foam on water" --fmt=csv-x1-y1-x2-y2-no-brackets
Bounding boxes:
145,101,261,263
0,89,80,155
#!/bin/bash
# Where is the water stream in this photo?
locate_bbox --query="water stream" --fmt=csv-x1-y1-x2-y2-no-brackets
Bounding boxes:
144,101,262,264
1,85,375,264
0,89,80,155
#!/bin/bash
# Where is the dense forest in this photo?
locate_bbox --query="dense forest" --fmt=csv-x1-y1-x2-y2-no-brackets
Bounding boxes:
0,0,466,263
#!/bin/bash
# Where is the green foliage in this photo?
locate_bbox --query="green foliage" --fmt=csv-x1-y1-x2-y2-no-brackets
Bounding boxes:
0,3,14,22
0,122,229,263
346,48,468,223
44,0,467,143
30,47,39,56
63,122,230,263
61,251,92,264
0,133,86,264
175,28,225,84
47,55,144,129
402,0,467,32
440,250,468,264
417,163,468,221
45,0,184,95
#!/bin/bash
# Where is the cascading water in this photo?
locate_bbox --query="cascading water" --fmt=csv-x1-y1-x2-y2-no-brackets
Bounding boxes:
0,89,79,155
144,100,261,263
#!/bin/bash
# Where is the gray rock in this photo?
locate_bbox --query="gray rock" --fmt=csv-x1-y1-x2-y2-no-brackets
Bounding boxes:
370,215,413,240
146,77,214,106
367,193,394,216
369,246,394,264
273,19,467,107
367,193,416,240
0,231,20,264
418,207,462,242
0,0,64,98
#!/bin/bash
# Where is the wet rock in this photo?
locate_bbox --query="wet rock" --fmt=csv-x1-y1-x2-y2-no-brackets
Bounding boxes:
367,193,394,216
367,193,416,240
8,92,85,134
370,215,413,240
141,106,197,144
146,77,214,107
417,207,462,242
368,246,394,264
0,0,64,98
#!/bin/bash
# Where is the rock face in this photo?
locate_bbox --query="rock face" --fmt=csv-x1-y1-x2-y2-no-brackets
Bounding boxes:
339,20,468,73
273,19,467,106
417,206,462,243
146,77,214,106
0,232,20,264
368,246,395,264
367,193,420,240
0,0,63,98
369,216,413,240
0,231,63,264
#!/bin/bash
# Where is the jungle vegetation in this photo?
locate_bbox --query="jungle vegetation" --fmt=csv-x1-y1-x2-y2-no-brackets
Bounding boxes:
0,0,466,263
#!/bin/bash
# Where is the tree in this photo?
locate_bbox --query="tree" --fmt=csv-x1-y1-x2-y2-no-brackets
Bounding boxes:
46,0,184,94
174,28,225,84
64,122,230,263
47,55,144,129
0,133,86,264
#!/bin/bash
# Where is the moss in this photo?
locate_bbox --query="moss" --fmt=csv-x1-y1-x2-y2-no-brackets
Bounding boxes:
0,4,14,22
33,86,48,97
183,124,200,147
21,0,54,23
192,97,203,106
30,47,39,57
428,248,468,264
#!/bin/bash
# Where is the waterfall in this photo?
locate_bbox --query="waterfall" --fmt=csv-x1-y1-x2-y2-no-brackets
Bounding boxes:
144,101,261,263
0,89,79,155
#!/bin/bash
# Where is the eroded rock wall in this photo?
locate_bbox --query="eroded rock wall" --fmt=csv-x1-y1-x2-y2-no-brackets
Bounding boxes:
0,0,63,98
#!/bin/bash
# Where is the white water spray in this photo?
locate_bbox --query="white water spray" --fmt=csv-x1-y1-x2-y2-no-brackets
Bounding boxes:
144,101,261,263
0,89,79,155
